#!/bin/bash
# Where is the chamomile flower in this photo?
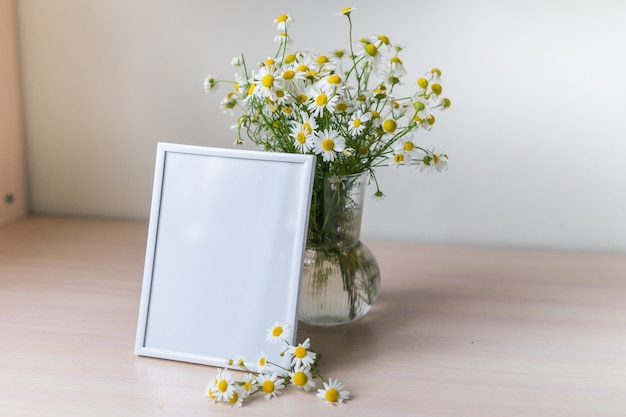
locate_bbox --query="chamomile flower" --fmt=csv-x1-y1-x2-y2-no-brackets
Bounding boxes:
212,368,236,402
315,73,343,94
348,111,371,136
203,74,218,94
257,373,285,400
254,66,279,98
382,118,398,134
312,130,346,163
231,55,243,67
274,31,290,45
372,34,393,52
395,135,419,159
430,67,442,83
266,322,291,344
242,373,258,398
273,13,294,31
372,190,386,200
307,88,338,118
437,97,452,110
419,149,448,173
205,381,219,403
358,40,382,67
412,97,431,121
290,124,314,153
220,93,238,115
256,352,269,372
290,368,317,392
226,386,245,408
367,109,382,127
285,337,317,369
389,149,406,168
230,356,246,368
298,113,318,135
317,378,350,404
336,6,356,16
388,55,407,75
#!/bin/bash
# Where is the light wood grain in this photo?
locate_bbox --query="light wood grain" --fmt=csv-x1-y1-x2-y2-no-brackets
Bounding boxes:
1,216,625,416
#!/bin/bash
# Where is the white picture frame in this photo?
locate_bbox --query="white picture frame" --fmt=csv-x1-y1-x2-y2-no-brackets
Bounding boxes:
135,142,315,368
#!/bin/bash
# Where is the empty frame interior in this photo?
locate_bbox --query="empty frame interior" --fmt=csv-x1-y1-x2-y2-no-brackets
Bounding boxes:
135,142,315,368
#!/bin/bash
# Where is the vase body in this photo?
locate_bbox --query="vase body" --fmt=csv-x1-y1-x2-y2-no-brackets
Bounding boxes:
298,172,381,327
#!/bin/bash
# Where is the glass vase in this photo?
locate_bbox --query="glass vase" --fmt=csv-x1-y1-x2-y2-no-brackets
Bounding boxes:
298,172,381,327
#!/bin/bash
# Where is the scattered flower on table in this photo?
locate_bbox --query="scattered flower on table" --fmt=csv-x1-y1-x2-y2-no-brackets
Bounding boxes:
204,322,350,407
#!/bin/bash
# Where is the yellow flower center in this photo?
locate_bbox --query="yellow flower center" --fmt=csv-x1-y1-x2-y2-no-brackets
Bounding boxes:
262,380,275,393
228,392,239,404
431,83,442,95
325,388,340,402
340,7,352,15
262,75,274,88
218,380,228,393
247,84,255,95
394,153,404,163
272,326,283,337
302,122,312,134
315,93,328,106
365,43,378,57
417,78,428,88
296,132,307,144
353,119,361,128
282,70,295,80
370,110,380,119
442,98,451,108
317,55,329,64
383,119,397,133
427,114,436,125
207,388,216,399
297,64,309,72
433,154,440,164
378,35,390,44
327,74,341,84
431,67,442,76
244,381,253,392
293,372,308,387
298,94,308,104
336,102,348,112
276,14,288,22
404,141,414,151
283,107,292,115
259,357,266,367
391,56,403,65
285,53,296,64
265,58,275,66
321,139,335,152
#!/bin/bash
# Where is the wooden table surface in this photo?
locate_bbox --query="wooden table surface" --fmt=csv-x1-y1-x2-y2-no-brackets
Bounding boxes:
1,216,625,416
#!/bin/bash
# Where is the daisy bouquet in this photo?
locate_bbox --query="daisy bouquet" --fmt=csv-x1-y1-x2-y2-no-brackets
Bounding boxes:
204,7,452,324
204,7,452,201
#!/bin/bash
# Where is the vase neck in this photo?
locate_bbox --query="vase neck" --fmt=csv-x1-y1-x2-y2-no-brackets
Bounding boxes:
307,172,368,249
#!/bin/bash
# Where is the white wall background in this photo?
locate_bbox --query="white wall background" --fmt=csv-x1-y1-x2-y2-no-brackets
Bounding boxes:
15,0,626,254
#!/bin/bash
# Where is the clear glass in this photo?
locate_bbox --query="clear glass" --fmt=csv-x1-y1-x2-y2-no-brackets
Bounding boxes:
298,172,381,327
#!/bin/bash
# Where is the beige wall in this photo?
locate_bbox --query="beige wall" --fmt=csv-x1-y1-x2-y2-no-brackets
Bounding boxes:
0,0,26,226
14,0,626,253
